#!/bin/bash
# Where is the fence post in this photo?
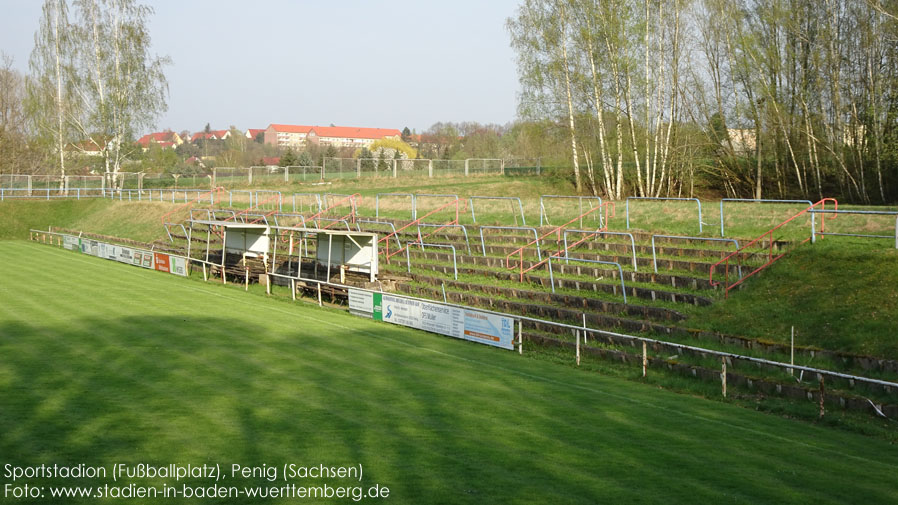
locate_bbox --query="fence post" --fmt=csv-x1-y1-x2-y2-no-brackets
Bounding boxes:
212,167,218,186
518,320,523,355
428,159,433,178
357,158,361,179
464,159,469,176
284,166,289,183
575,330,580,366
248,167,253,185
721,357,727,397
642,341,647,377
818,374,825,418
500,159,505,175
27,175,33,196
392,159,397,178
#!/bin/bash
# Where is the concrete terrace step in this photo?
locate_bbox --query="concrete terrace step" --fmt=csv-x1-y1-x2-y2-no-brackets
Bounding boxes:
403,272,687,322
395,249,718,296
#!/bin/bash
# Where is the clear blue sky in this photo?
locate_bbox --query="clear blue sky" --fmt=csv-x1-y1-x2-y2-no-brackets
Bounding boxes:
0,0,522,134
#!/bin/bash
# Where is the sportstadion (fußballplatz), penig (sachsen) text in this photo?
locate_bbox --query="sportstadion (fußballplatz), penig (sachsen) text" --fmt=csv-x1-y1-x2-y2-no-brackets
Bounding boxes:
5,463,364,482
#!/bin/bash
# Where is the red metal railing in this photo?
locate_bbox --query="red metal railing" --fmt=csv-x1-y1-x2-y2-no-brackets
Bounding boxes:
160,187,226,225
305,193,362,229
505,201,615,281
709,198,838,297
379,198,461,261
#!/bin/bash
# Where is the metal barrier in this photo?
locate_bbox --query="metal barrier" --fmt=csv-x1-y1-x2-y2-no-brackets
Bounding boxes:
270,212,307,228
540,195,602,227
254,190,283,212
405,241,458,280
310,217,351,230
189,208,212,221
720,199,812,237
163,222,189,243
380,198,462,261
292,193,323,213
626,197,703,234
0,187,108,201
415,194,461,222
506,202,615,282
710,198,838,297
375,193,415,220
356,219,401,248
160,187,226,226
808,209,898,248
470,196,526,226
229,190,255,208
240,213,270,226
652,235,740,275
479,226,540,259
415,223,471,254
563,228,636,270
547,256,627,303
305,193,361,229
212,209,236,220
324,193,356,209
224,193,284,225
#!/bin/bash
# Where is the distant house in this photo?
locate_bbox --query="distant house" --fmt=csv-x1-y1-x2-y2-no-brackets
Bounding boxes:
68,136,110,157
307,126,402,149
725,129,756,155
263,124,316,148
245,129,266,141
190,130,230,143
136,131,183,150
263,123,401,150
185,156,206,168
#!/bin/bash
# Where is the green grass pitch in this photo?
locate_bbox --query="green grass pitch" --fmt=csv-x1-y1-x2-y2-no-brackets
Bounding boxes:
1,240,897,504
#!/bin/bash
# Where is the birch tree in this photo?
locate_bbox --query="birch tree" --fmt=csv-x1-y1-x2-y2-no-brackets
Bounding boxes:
27,0,73,180
27,0,168,181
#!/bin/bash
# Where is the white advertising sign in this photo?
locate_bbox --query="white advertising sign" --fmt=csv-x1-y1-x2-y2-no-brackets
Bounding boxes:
372,292,514,350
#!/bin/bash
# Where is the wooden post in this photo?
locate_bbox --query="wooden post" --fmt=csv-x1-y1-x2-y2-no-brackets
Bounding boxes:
576,330,581,366
789,326,795,376
819,375,825,418
642,341,647,378
721,357,727,397
582,313,587,343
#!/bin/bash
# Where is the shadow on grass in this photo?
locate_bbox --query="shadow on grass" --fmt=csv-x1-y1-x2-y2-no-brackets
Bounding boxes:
0,315,596,504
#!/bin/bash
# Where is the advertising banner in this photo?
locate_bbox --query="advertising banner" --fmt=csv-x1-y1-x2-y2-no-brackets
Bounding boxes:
169,255,187,276
462,310,515,349
365,291,513,350
80,239,99,257
154,252,171,273
349,289,374,317
63,235,80,251
59,233,157,271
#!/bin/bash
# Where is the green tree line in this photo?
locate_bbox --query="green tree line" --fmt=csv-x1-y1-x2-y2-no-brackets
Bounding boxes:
508,0,898,203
